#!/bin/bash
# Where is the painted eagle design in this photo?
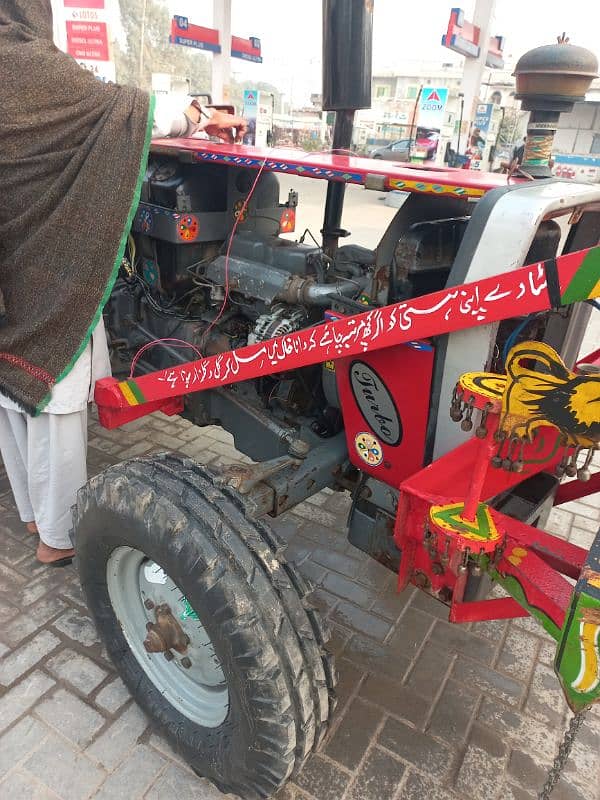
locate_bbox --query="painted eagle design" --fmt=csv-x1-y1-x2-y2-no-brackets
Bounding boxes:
501,342,600,446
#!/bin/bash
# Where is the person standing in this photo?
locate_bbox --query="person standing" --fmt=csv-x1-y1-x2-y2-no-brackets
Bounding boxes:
0,0,247,565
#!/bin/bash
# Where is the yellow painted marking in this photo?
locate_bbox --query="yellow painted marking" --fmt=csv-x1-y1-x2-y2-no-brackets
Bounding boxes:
324,361,336,372
429,502,501,542
507,546,528,567
388,178,486,198
459,372,506,400
118,381,139,407
572,622,600,694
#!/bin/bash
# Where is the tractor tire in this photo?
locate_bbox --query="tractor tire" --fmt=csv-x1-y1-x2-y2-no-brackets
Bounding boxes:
74,454,336,800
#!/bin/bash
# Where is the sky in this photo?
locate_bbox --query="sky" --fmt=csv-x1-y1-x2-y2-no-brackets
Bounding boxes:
165,0,600,104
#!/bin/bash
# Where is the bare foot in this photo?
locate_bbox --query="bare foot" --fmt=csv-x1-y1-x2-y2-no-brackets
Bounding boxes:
26,522,38,535
36,541,75,567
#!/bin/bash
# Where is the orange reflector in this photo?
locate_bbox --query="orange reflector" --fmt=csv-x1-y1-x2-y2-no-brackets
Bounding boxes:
280,208,296,233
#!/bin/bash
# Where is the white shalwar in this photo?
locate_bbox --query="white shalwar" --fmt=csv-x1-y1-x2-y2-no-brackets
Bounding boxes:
0,95,211,549
0,320,111,549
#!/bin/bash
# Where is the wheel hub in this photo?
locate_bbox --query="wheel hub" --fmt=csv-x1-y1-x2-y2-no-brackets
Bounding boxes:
143,603,190,655
106,546,229,727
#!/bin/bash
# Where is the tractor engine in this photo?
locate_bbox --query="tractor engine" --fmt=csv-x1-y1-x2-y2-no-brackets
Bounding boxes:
106,156,386,455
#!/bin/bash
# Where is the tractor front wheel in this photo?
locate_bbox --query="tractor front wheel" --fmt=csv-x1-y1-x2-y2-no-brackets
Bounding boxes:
74,454,336,800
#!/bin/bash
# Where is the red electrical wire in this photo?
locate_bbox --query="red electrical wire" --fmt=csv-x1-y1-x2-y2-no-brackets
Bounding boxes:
129,338,203,379
129,153,270,376
201,154,270,348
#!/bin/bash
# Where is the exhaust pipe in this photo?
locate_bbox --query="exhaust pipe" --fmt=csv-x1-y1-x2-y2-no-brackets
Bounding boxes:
321,0,374,257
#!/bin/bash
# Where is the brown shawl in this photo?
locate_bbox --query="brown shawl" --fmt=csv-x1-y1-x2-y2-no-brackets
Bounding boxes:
0,0,154,413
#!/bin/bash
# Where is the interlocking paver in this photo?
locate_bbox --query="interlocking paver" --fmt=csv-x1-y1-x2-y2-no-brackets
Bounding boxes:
525,660,569,727
35,687,106,747
324,697,383,768
455,724,508,800
322,571,378,607
387,606,436,659
345,746,406,800
46,648,108,694
0,595,19,625
378,717,453,779
477,697,561,762
1,595,68,647
495,625,540,681
0,533,33,565
94,676,131,714
397,771,459,800
0,630,60,686
0,560,27,594
145,762,235,799
92,744,167,799
507,748,552,795
23,733,107,800
427,678,479,742
0,769,58,800
452,654,525,706
430,618,498,664
359,673,430,727
501,782,536,800
0,670,55,734
569,526,598,549
330,599,392,641
0,717,49,779
404,642,454,701
86,702,149,770
294,754,351,800
342,631,411,680
52,607,101,648
1,397,599,800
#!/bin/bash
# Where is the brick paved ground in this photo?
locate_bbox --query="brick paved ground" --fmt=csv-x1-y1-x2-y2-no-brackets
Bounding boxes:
1,408,599,800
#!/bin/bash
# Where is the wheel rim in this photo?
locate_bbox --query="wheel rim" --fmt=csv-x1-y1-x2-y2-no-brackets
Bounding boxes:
107,546,229,728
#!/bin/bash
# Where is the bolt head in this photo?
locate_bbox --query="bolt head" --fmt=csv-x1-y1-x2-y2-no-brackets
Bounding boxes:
164,650,174,661
461,418,473,432
144,599,155,610
181,657,192,669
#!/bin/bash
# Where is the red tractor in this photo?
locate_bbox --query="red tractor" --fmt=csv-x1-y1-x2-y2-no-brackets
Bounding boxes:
72,4,600,798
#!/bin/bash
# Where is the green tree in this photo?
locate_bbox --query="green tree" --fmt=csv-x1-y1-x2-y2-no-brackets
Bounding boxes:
114,0,211,92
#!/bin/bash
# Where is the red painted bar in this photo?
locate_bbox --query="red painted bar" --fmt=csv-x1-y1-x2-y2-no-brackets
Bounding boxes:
493,511,588,580
450,597,529,623
497,545,572,631
554,471,600,508
96,258,554,418
96,245,599,428
150,138,515,197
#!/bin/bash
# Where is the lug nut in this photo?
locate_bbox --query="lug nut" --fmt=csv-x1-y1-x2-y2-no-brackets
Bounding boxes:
164,650,174,661
181,657,192,669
